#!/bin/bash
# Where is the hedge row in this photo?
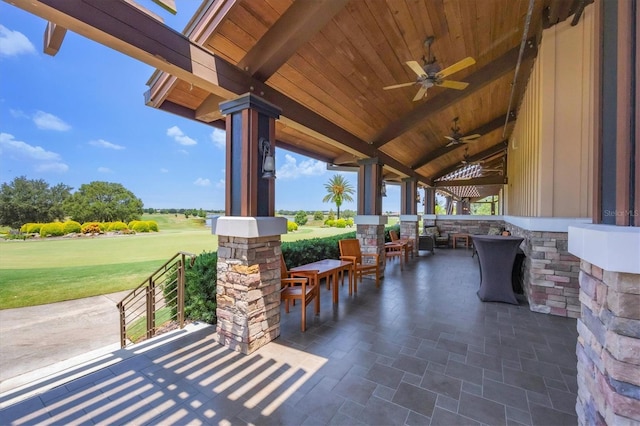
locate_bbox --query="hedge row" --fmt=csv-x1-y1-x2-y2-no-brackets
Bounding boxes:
19,220,160,237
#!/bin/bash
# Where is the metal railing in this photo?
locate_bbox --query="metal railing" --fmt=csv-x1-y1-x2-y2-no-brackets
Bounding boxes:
117,251,196,348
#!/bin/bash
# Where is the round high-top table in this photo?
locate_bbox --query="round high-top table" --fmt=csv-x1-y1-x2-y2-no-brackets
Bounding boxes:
471,235,524,304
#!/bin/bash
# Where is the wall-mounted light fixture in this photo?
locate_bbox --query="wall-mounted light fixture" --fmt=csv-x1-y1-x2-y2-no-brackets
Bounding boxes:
416,189,421,204
381,181,387,197
259,137,276,179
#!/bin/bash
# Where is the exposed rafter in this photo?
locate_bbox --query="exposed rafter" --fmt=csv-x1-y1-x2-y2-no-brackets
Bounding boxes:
434,176,507,187
430,141,508,181
370,40,538,148
237,0,349,81
411,113,516,170
43,21,67,56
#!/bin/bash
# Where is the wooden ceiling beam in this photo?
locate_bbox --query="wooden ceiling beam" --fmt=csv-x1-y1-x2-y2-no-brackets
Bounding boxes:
371,39,538,148
195,94,226,122
430,140,509,181
434,176,507,187
411,113,515,170
237,0,349,81
43,21,67,56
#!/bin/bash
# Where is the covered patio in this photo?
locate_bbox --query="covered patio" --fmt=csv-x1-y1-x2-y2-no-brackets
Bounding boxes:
0,251,579,425
3,0,638,424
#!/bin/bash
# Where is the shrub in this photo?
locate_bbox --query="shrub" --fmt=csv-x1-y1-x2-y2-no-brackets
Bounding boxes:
287,221,298,232
40,222,64,237
313,211,324,221
26,223,43,234
346,218,354,227
294,210,308,226
108,221,129,232
327,210,336,221
281,230,356,267
98,222,109,232
63,220,81,234
81,222,102,234
146,220,159,232
324,219,335,227
335,218,347,228
183,252,218,323
130,221,149,233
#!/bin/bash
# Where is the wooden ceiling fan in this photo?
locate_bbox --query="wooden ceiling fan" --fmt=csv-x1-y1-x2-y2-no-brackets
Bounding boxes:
445,117,481,146
383,36,476,101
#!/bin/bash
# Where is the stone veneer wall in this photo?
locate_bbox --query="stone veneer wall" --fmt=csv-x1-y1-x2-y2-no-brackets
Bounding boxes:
435,219,505,237
576,261,640,425
356,224,386,275
504,224,581,318
215,235,281,354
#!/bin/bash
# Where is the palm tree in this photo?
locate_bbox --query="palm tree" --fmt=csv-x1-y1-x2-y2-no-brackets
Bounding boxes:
322,174,355,219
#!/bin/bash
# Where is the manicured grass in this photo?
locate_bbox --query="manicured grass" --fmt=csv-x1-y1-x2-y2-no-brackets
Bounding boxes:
0,213,359,309
126,307,173,344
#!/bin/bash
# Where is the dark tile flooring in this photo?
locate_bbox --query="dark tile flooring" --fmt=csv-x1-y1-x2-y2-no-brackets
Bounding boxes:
0,249,579,425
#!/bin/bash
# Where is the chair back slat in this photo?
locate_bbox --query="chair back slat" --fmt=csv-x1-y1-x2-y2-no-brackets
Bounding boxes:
339,239,362,263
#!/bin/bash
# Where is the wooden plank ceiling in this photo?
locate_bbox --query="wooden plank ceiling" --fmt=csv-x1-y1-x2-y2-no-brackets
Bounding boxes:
9,0,589,199
146,0,588,197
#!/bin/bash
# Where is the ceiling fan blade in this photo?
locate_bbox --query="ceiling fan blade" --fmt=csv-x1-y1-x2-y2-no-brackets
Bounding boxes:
438,80,469,90
412,85,428,102
383,82,416,90
446,141,457,147
444,136,457,141
437,56,476,78
460,134,482,141
406,60,426,77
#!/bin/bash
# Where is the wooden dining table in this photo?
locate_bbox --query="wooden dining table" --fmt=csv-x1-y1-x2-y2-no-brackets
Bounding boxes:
290,259,353,304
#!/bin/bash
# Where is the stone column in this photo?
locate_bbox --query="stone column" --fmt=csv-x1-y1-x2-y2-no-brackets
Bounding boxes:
212,217,287,354
355,216,387,278
569,224,640,425
356,158,386,276
575,262,640,425
400,215,420,257
400,178,419,256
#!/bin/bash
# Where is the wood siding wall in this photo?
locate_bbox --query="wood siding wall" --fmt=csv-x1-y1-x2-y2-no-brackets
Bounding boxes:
506,5,595,217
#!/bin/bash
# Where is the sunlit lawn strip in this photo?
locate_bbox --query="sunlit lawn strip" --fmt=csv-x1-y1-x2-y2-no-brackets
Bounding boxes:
0,261,159,309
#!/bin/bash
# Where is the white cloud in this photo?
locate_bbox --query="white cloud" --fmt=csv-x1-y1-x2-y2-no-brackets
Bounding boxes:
0,25,36,57
160,168,169,173
210,129,225,149
194,177,211,187
277,154,326,179
9,109,29,119
33,111,71,131
35,163,69,173
97,167,113,173
89,139,125,150
167,125,197,146
215,178,225,189
0,133,68,173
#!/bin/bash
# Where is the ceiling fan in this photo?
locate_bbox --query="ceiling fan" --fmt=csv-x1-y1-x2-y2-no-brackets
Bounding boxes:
383,36,476,101
445,117,481,147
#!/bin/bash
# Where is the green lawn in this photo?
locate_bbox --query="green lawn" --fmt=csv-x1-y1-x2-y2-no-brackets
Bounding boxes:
0,214,359,309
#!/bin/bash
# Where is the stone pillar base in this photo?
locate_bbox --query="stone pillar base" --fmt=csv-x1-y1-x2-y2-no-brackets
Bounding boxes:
215,234,282,354
355,221,386,277
400,215,420,257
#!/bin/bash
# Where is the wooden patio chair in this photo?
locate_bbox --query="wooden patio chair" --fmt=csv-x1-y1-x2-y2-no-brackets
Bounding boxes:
385,242,404,270
389,229,414,258
338,239,380,288
280,255,319,332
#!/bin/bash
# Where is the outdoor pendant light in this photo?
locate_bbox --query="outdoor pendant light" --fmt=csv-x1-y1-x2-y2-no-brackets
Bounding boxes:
259,137,276,179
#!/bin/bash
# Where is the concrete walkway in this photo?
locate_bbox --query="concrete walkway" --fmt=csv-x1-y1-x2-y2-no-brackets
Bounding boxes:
0,291,130,394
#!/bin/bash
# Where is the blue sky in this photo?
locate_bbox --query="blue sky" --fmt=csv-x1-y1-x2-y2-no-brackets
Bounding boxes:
0,1,402,212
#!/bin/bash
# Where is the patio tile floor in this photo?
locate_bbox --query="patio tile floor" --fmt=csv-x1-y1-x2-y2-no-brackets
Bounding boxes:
0,249,578,425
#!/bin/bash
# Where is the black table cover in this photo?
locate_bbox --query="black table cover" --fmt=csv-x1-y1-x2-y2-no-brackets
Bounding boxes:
471,235,525,304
